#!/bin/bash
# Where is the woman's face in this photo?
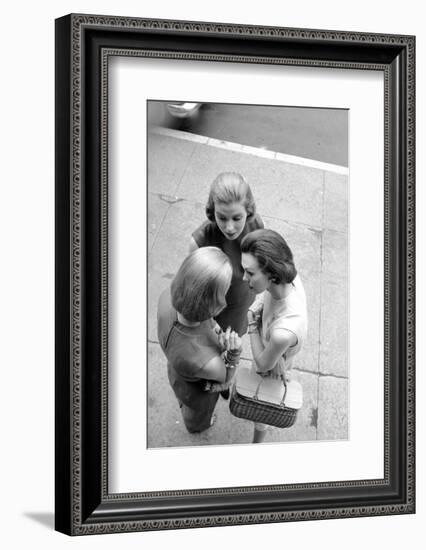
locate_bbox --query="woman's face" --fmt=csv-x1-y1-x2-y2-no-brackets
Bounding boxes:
241,252,271,294
214,201,247,240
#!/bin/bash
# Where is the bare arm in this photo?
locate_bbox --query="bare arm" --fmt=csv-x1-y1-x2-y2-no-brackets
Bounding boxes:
248,311,296,376
200,329,241,391
201,359,237,392
248,291,265,317
199,355,228,384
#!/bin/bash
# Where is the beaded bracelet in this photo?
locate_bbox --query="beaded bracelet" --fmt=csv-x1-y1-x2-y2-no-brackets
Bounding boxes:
225,348,241,367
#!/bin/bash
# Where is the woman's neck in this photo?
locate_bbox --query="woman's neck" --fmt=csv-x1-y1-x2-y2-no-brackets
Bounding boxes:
268,282,292,301
177,312,200,327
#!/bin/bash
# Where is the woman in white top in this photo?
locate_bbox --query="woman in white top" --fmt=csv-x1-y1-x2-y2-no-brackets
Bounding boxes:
240,229,308,443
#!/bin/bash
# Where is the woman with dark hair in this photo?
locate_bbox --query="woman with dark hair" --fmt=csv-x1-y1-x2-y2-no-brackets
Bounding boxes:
188,172,264,336
240,229,308,443
157,247,242,434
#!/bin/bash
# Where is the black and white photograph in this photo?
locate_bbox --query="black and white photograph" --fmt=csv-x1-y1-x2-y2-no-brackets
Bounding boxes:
51,9,415,539
147,101,349,448
0,0,420,546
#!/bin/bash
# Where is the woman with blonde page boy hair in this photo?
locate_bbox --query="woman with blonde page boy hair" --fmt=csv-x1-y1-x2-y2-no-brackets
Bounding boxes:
189,172,264,337
241,229,308,443
157,247,242,434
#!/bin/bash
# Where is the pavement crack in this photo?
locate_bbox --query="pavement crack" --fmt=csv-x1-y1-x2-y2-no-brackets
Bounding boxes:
318,372,348,380
309,407,318,428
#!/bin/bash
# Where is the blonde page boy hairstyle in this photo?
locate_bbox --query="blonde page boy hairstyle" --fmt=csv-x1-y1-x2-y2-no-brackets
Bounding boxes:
205,172,256,221
171,247,233,322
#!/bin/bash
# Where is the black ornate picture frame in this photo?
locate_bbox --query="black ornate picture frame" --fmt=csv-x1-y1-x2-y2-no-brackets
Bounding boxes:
55,14,415,535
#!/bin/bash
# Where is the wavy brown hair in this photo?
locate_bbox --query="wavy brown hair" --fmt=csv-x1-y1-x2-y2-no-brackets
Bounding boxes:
205,172,256,222
241,229,297,284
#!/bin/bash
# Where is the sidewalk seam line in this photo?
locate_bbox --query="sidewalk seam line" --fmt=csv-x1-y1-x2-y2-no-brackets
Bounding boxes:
149,125,349,175
149,342,347,379
316,170,326,440
173,141,200,198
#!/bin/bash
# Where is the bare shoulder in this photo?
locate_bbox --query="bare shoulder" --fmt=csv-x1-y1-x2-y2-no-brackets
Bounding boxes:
203,355,224,371
199,355,226,383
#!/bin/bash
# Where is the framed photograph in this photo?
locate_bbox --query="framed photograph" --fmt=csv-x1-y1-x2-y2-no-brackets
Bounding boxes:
55,14,415,535
145,100,349,450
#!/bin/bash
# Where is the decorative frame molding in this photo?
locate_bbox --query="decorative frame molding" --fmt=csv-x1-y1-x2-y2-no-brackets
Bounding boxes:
55,14,415,535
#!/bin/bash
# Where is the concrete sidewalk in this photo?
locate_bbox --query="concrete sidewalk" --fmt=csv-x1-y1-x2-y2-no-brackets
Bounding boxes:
147,128,348,447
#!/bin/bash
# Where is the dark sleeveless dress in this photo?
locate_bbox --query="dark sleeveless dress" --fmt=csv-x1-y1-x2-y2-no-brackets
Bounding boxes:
157,289,222,433
192,214,264,336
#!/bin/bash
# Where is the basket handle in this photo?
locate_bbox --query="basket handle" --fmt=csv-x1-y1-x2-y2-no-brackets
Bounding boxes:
253,373,288,406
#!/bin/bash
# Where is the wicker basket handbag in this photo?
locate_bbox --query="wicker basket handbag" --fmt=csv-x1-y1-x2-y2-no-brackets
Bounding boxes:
229,366,303,428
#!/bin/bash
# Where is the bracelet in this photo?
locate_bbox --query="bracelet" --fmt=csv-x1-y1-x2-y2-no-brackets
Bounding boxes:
225,349,241,366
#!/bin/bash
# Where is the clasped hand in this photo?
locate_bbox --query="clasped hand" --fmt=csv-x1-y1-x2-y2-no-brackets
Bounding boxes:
214,324,241,357
259,364,292,382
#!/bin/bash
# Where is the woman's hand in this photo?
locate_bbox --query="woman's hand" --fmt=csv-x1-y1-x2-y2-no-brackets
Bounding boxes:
202,366,236,392
247,310,257,324
214,324,242,354
248,294,264,328
247,304,262,331
248,300,263,319
223,326,241,352
203,381,213,392
213,322,227,352
264,363,292,382
223,327,242,368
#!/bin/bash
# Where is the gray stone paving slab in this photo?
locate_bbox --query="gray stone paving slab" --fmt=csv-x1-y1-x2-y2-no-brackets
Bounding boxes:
148,133,198,196
319,272,348,377
148,199,206,342
148,341,319,447
322,229,349,279
147,269,170,343
148,193,170,252
148,346,252,448
147,133,349,446
252,162,324,229
323,172,349,233
147,342,178,448
174,144,324,228
317,376,349,440
320,230,349,376
296,338,319,375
